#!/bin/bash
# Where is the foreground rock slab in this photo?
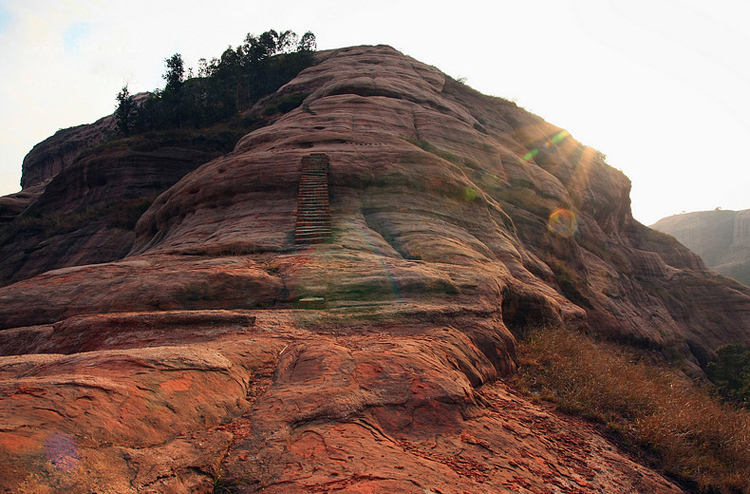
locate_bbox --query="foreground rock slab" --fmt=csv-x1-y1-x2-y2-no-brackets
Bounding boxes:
0,309,683,493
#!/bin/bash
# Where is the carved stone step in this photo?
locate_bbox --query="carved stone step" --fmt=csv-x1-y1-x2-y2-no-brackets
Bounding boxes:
296,153,332,245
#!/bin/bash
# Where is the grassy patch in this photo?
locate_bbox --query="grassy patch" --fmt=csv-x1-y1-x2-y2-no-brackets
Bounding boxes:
109,119,264,155
515,327,750,494
106,196,156,230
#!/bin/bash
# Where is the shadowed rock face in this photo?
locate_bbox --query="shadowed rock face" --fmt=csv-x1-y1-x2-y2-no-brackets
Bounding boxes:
18,92,150,191
0,44,747,492
0,145,219,284
653,208,750,287
0,184,45,225
20,114,116,190
0,89,212,284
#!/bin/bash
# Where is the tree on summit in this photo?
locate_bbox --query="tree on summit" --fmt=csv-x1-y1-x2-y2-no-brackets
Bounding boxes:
114,29,316,134
160,53,188,127
163,53,185,93
298,31,316,52
241,29,300,64
115,84,137,136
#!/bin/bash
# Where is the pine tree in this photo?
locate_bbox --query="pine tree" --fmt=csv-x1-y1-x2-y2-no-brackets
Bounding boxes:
115,84,136,136
163,53,185,94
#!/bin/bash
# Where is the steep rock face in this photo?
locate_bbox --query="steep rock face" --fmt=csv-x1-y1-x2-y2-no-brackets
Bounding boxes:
18,92,151,192
1,45,748,359
0,145,219,285
653,209,750,287
129,45,750,363
20,114,115,190
0,45,747,492
32,145,218,213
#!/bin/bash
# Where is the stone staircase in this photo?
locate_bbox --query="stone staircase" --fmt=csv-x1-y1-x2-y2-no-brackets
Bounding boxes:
295,154,331,244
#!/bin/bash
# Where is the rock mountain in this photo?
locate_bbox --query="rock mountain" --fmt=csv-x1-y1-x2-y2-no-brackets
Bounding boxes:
652,208,750,287
1,45,749,493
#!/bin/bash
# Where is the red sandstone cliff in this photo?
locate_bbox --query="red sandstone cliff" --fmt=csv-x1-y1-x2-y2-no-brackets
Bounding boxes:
0,45,748,493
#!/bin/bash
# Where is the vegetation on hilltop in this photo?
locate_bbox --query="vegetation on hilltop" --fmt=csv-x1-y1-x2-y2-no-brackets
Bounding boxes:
0,29,319,288
115,29,316,137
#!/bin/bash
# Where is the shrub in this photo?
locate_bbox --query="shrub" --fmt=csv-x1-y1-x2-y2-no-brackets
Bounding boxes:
515,327,750,493
261,92,310,116
707,344,750,408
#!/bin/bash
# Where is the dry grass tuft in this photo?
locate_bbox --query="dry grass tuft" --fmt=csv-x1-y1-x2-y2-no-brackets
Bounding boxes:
515,327,750,494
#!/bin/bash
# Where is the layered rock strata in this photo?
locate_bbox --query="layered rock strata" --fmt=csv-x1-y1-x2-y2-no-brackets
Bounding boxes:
19,114,115,190
0,45,748,492
0,146,219,284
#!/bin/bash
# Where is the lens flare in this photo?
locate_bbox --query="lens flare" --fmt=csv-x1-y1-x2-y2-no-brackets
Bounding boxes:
522,148,539,162
45,433,81,471
551,129,569,144
548,208,578,237
520,130,570,163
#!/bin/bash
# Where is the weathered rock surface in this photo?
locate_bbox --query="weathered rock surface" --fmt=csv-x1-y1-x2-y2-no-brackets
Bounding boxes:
18,92,150,192
20,114,116,191
0,145,219,285
653,208,750,287
0,310,683,493
0,184,48,225
0,45,748,492
129,45,750,364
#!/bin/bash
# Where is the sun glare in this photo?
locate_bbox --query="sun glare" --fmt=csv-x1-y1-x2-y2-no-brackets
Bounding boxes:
548,208,578,237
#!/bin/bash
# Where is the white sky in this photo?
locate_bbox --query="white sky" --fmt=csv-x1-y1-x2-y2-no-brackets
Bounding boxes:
1,0,748,225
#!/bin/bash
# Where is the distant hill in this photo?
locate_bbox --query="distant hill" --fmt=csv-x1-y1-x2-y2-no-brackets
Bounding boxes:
652,208,750,286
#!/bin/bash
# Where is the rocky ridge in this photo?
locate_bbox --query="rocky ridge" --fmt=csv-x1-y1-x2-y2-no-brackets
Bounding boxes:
17,92,151,192
0,45,748,492
20,114,115,191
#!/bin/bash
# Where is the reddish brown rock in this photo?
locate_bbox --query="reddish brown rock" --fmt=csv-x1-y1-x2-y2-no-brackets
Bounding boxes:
0,184,44,225
0,256,287,329
0,312,283,493
0,311,683,493
17,92,151,192
19,114,115,191
0,144,219,285
0,45,748,492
